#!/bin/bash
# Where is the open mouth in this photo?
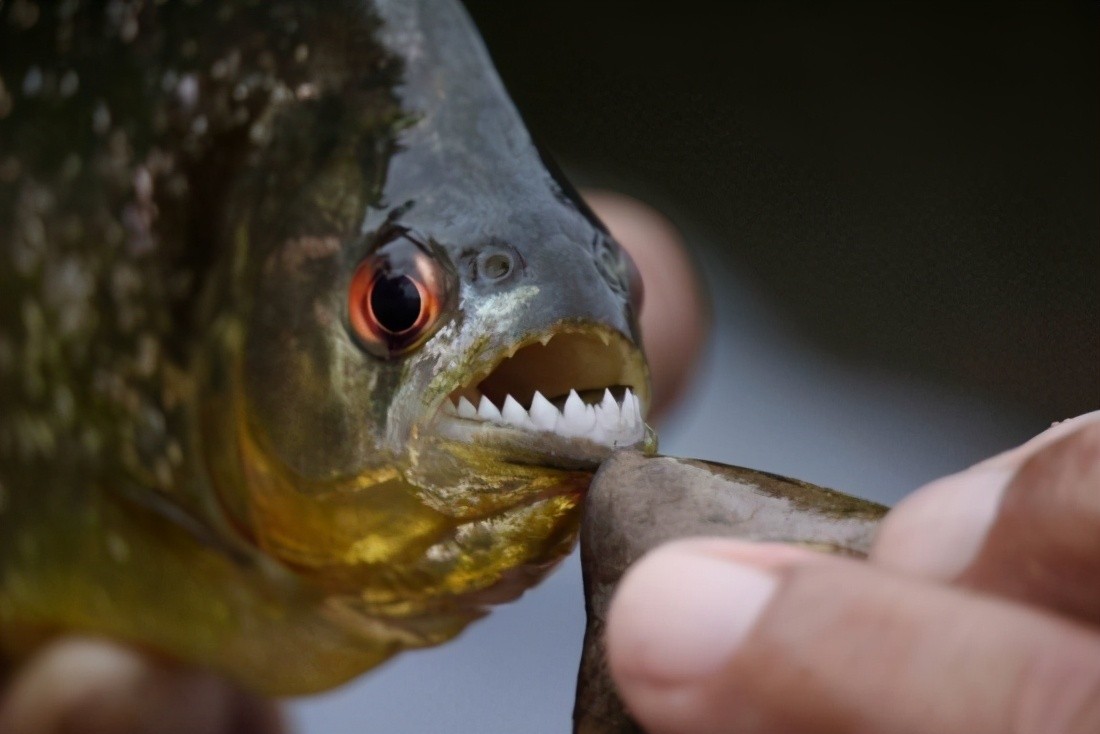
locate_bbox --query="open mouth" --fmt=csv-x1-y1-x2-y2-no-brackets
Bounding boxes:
433,325,650,456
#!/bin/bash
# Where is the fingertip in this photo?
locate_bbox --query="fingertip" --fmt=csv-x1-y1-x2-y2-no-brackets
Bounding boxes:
873,411,1100,582
973,410,1100,472
606,540,817,732
871,467,1008,578
0,638,140,734
230,687,288,734
0,638,284,734
608,542,775,685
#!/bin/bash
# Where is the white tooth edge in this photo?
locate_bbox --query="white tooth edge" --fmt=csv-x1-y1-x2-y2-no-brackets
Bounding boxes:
563,390,586,421
443,400,458,416
477,395,503,422
444,386,644,445
529,391,559,430
502,394,534,428
457,396,478,419
600,388,618,411
621,389,637,429
558,390,584,437
539,334,552,346
559,390,596,437
596,389,620,429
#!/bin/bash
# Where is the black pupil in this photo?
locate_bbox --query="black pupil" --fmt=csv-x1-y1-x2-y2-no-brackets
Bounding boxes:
370,274,422,334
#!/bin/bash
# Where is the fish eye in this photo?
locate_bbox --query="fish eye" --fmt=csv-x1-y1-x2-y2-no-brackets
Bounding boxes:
348,238,448,358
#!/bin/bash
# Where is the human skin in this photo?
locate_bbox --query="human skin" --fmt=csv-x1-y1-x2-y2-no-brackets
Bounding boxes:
608,410,1100,734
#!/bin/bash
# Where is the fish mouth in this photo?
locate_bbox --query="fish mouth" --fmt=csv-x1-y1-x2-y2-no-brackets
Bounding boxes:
430,324,652,467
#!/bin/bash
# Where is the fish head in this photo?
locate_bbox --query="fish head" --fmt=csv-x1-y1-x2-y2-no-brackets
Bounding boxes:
207,0,653,648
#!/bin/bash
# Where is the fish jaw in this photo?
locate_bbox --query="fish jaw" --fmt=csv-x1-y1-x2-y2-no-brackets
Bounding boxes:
418,322,654,469
314,322,655,634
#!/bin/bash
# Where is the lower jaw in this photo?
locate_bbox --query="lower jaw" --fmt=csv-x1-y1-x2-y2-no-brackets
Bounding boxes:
324,426,658,637
427,419,658,471
323,486,586,646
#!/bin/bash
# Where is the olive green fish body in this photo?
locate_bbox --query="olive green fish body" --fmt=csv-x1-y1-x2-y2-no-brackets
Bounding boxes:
0,0,650,694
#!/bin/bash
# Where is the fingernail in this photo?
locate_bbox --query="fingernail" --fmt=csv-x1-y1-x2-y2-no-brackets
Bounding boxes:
607,542,778,685
874,465,1010,578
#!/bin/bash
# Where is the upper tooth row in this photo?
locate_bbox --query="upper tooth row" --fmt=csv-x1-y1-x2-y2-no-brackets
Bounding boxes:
443,388,644,445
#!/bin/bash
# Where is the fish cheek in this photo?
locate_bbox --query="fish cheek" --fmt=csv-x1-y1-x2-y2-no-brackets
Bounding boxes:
238,251,391,482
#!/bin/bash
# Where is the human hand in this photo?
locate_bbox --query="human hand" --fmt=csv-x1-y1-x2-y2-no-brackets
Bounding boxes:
607,411,1100,734
0,191,705,734
0,638,284,734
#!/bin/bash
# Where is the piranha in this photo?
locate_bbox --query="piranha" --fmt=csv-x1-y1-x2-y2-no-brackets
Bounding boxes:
0,0,653,694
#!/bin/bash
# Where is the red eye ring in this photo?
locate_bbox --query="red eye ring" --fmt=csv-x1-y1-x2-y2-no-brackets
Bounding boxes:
348,240,447,358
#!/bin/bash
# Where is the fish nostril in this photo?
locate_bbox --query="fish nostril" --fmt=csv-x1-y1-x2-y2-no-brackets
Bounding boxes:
482,252,512,280
474,247,517,283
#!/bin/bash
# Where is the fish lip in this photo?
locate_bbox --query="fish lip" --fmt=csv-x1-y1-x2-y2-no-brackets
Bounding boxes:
423,322,651,468
432,417,642,470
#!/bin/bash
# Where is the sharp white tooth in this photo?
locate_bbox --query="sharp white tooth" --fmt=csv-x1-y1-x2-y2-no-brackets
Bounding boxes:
539,333,552,346
621,389,637,429
457,396,478,420
596,389,620,430
597,331,610,346
563,390,585,421
477,395,503,423
595,405,617,432
529,391,559,430
601,388,617,410
559,390,595,437
442,399,458,416
576,403,597,435
589,407,616,448
501,395,534,428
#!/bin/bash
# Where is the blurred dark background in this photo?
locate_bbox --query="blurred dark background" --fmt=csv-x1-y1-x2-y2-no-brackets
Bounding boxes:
462,0,1099,420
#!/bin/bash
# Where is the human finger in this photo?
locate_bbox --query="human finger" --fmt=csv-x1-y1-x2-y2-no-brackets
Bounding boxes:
584,190,708,422
873,412,1100,623
607,538,1100,734
0,637,284,734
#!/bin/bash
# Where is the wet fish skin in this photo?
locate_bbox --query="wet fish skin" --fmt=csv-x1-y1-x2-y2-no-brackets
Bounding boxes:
0,0,649,694
574,451,887,733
